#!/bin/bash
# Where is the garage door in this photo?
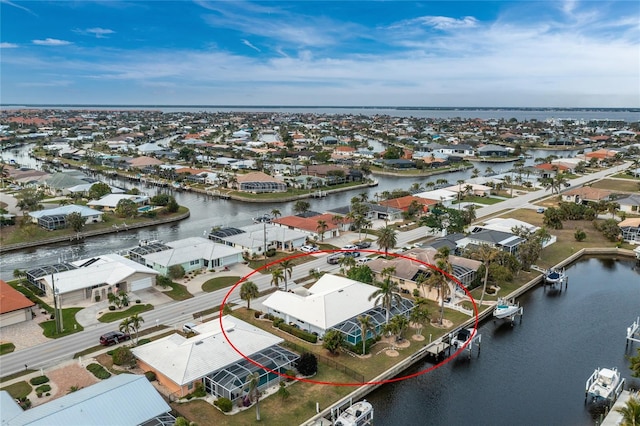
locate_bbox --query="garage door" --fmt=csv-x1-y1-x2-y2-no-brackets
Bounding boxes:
130,277,152,292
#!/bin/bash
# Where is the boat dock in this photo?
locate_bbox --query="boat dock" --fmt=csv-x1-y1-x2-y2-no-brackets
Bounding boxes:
626,316,640,349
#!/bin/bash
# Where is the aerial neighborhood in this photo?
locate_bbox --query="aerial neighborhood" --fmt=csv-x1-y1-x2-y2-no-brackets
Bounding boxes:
1,108,639,425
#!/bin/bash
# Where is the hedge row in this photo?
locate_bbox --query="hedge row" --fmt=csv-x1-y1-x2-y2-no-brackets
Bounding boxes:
86,363,111,379
29,376,49,386
277,322,318,344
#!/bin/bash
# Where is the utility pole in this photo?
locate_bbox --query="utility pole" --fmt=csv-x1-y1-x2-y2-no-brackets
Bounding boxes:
263,216,267,259
51,273,61,334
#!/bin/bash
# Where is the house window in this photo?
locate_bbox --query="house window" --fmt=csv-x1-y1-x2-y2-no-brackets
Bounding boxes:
189,259,199,266
187,382,194,390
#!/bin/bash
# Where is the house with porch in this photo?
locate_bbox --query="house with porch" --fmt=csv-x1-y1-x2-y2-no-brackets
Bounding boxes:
235,172,287,193
619,218,640,244
208,223,309,256
561,187,613,205
378,195,439,214
28,205,103,230
0,280,35,327
615,194,640,215
271,213,342,241
132,316,299,403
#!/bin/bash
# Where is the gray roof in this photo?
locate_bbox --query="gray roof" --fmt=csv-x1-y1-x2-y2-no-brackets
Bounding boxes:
2,374,170,425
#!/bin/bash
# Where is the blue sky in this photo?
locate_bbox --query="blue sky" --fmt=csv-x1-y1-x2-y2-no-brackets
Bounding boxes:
1,0,638,107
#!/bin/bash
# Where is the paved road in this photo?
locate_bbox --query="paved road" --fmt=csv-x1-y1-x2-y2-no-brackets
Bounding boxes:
0,163,629,377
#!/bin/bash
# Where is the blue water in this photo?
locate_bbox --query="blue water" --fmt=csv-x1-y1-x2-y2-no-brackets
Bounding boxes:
367,257,640,426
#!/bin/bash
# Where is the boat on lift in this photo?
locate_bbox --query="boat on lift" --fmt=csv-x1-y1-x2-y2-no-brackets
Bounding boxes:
544,268,566,285
334,399,373,426
493,298,521,320
585,367,625,404
450,328,475,349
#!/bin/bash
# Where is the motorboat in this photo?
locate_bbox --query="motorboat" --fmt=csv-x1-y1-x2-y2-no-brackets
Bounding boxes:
544,268,566,284
253,214,272,223
450,328,475,349
493,298,521,320
585,367,624,403
334,400,373,426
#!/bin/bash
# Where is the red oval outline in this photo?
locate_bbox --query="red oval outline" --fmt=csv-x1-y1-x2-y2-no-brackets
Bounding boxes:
220,249,479,387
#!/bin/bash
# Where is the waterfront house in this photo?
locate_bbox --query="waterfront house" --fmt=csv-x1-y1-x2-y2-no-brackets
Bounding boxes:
443,183,492,197
262,274,414,344
378,195,438,214
561,187,613,205
132,316,299,402
618,218,640,244
235,171,287,193
0,280,35,327
472,218,556,248
25,254,158,305
271,213,341,241
477,144,509,157
414,189,457,207
42,172,93,195
456,229,525,255
367,247,481,289
129,237,243,274
28,205,103,230
0,374,174,426
127,156,164,169
209,223,309,255
87,194,150,212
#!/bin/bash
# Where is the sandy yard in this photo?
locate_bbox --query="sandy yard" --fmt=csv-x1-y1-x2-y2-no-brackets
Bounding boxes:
30,362,100,407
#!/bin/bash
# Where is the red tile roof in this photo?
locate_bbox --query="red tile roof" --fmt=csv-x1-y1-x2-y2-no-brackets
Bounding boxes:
272,213,340,232
0,280,35,315
535,163,569,171
379,196,438,211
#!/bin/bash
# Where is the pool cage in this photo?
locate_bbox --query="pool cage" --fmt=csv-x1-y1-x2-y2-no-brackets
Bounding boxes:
332,298,415,345
203,345,299,403
26,263,78,293
239,181,287,193
38,214,67,230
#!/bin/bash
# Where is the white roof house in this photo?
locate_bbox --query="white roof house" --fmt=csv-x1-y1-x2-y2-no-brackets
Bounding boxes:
1,374,172,426
140,237,243,273
477,218,539,234
414,189,458,206
28,205,103,222
87,194,150,209
262,274,379,332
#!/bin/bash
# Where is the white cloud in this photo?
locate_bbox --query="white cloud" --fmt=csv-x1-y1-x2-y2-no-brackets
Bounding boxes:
74,27,115,38
415,16,479,30
0,42,18,48
242,39,261,52
32,38,72,46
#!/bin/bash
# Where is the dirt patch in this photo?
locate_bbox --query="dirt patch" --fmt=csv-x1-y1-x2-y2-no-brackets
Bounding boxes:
385,349,399,357
430,319,454,329
412,334,425,341
30,362,99,407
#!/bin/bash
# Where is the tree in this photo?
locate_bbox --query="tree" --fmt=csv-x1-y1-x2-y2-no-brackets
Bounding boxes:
346,264,374,284
168,264,185,280
295,352,318,376
615,396,640,426
389,314,409,342
88,182,111,200
279,259,294,292
427,259,452,325
129,313,144,344
270,268,284,289
629,347,640,377
470,244,500,308
151,193,170,206
409,305,430,336
316,220,328,241
276,381,290,401
293,200,311,215
165,197,179,213
119,316,133,337
271,209,281,220
244,372,261,421
357,315,376,354
115,199,137,218
16,188,44,211
543,207,564,229
322,329,344,355
368,276,402,325
376,225,397,255
118,290,130,307
65,212,85,232
240,281,259,309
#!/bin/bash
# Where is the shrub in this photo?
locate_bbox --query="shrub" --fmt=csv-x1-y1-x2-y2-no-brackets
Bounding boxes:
168,265,185,280
87,363,111,379
136,299,141,304
295,353,318,376
18,397,31,409
192,381,206,398
265,248,277,257
284,368,297,381
254,311,262,319
273,317,284,327
108,305,116,311
156,275,172,288
137,338,151,346
144,371,156,381
277,322,318,343
29,375,49,386
95,295,101,302
574,228,587,242
35,384,51,393
214,397,233,413
112,346,136,367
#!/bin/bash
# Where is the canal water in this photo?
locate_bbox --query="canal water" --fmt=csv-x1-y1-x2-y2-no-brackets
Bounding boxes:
366,257,640,426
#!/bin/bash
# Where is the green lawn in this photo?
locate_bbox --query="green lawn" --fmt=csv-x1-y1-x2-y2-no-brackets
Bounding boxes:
163,282,193,300
39,307,84,338
0,342,16,355
590,178,640,193
202,276,242,293
0,381,31,399
248,251,317,273
98,304,154,323
611,173,640,180
455,195,504,205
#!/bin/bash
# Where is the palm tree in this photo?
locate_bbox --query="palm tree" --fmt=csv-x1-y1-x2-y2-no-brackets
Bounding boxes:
270,209,281,221
240,281,259,309
279,259,294,291
245,372,261,421
130,313,145,344
368,276,403,325
270,268,284,290
119,316,133,339
376,225,397,255
338,254,356,274
470,244,500,308
357,315,376,354
503,175,513,196
316,220,328,241
409,305,430,336
615,396,640,426
389,314,409,342
427,260,452,325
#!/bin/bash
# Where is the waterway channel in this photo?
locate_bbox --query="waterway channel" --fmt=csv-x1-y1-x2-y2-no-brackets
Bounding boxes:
366,256,640,426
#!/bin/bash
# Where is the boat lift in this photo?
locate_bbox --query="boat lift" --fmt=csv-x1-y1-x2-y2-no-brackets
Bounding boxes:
585,368,625,408
447,328,481,361
493,298,524,327
626,316,640,350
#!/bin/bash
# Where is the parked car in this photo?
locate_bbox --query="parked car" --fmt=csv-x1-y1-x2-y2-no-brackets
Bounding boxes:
355,241,371,249
342,244,359,251
327,253,345,264
343,251,361,258
536,207,545,214
99,331,131,346
182,322,198,334
356,257,371,264
300,245,319,253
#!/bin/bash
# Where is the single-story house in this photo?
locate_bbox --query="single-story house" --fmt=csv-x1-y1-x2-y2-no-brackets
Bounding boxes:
378,195,439,213
0,280,35,327
132,316,299,403
616,194,640,214
534,163,570,179
456,229,525,255
263,274,414,344
471,218,556,248
235,172,287,193
414,189,458,207
42,172,93,195
443,183,492,197
66,182,125,195
0,374,174,426
129,237,243,275
562,187,613,205
477,144,509,157
619,218,640,244
271,213,341,241
209,223,309,256
28,205,103,230
127,156,164,168
87,194,150,212
367,247,482,289
325,203,403,223
26,254,158,305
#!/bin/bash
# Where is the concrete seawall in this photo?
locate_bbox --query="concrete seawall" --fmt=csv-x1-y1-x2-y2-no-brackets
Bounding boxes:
0,211,190,254
301,247,638,426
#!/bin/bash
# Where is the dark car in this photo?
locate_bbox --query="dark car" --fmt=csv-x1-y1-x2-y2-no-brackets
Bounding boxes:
355,241,371,249
99,331,131,346
327,253,345,264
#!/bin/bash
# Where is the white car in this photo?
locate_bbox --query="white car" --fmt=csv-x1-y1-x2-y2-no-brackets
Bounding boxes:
356,257,371,265
182,322,198,334
300,245,319,253
342,244,359,251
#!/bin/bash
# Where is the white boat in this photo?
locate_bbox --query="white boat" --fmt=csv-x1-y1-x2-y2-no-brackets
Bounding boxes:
450,328,475,349
585,367,625,402
493,298,521,320
544,268,566,284
334,400,373,426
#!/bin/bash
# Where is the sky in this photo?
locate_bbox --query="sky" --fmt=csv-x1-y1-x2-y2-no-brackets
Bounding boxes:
1,0,639,107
